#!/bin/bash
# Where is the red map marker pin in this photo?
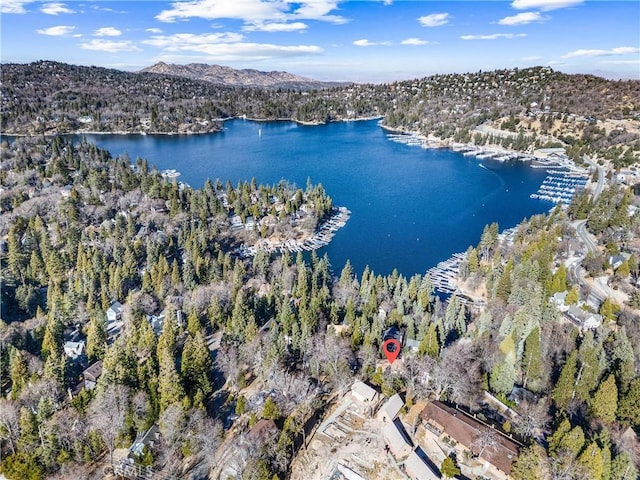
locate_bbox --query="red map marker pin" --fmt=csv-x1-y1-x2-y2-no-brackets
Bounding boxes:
383,339,401,364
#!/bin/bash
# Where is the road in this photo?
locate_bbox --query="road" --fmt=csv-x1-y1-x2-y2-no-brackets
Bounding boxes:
567,155,608,304
583,154,604,201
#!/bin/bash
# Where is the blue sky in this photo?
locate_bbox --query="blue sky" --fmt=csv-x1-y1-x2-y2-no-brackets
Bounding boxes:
1,0,638,82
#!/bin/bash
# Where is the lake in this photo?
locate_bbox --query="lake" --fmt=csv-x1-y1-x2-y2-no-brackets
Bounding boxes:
80,119,550,277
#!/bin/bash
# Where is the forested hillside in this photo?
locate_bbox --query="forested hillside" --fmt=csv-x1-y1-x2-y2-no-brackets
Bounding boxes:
3,62,639,165
1,134,639,479
1,61,640,480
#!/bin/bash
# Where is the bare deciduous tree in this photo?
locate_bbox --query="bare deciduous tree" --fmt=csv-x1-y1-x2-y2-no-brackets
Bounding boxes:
472,426,500,459
515,399,549,441
0,399,20,454
88,384,129,467
216,343,241,391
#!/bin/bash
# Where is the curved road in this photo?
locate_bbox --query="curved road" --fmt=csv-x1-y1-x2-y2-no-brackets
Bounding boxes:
567,155,608,304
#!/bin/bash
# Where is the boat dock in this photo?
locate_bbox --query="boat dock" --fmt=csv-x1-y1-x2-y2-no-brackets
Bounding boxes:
426,227,518,296
530,171,588,204
427,252,466,295
232,207,351,258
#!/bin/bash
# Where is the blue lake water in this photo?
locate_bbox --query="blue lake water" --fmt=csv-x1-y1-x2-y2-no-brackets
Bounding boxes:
80,119,551,277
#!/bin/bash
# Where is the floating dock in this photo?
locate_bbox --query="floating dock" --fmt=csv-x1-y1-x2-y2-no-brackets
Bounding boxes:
232,206,351,258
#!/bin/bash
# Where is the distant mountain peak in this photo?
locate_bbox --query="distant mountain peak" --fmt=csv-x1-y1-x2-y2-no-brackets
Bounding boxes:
139,62,342,90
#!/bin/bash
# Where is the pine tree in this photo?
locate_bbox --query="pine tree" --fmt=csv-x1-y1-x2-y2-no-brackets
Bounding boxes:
496,259,513,302
577,441,604,480
565,286,579,305
490,334,517,395
511,444,548,480
86,316,107,361
521,327,543,391
41,316,63,360
181,331,213,406
262,396,280,420
552,350,578,411
158,351,185,412
610,452,638,480
617,378,640,427
575,333,604,402
441,457,461,479
9,349,29,400
590,374,618,423
418,323,440,358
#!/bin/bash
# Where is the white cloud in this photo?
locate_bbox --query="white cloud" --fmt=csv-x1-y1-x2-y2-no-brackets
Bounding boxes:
156,0,346,25
562,46,640,58
418,13,449,27
143,32,245,48
160,42,322,61
511,0,583,11
94,27,122,37
146,28,163,34
41,2,75,15
243,21,308,32
90,5,127,14
521,55,543,61
401,38,430,46
461,33,527,40
36,25,76,36
353,39,391,47
498,12,547,25
1,1,31,14
80,39,141,53
142,32,322,60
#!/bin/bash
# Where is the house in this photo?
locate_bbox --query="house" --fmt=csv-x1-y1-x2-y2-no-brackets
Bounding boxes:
106,301,123,324
83,361,103,390
420,401,519,477
404,338,420,352
351,380,379,409
229,215,244,230
63,340,85,360
550,291,569,312
147,310,166,336
383,326,402,342
404,447,441,480
68,360,103,398
565,305,603,330
378,393,404,423
378,301,393,320
609,253,631,270
129,425,160,458
383,418,413,459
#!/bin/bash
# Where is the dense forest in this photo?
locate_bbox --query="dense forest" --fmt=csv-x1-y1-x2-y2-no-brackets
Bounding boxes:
0,134,639,479
1,62,640,480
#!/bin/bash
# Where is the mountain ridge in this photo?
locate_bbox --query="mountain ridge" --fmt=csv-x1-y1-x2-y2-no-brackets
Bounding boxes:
140,61,345,90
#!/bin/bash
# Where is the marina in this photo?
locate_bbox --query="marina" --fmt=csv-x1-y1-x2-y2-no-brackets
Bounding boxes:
530,171,589,204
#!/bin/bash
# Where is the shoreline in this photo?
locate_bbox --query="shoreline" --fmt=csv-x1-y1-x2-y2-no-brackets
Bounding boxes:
3,115,385,138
